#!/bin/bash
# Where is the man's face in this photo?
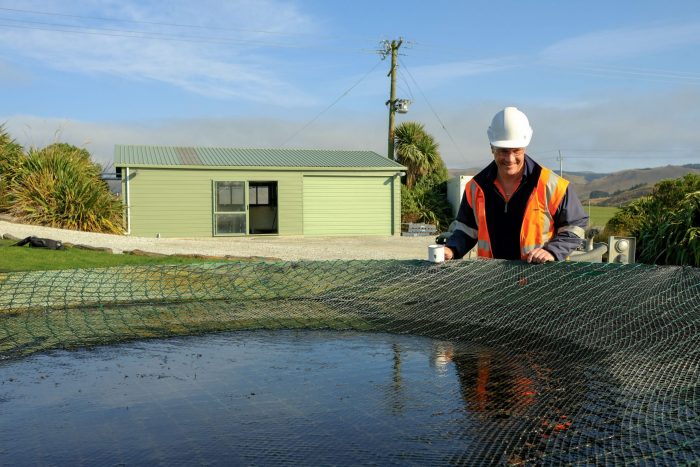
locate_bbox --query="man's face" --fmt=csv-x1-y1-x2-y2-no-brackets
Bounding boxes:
491,146,526,178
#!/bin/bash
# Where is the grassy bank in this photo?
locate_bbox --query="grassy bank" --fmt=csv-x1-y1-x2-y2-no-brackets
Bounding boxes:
0,239,232,272
586,206,618,228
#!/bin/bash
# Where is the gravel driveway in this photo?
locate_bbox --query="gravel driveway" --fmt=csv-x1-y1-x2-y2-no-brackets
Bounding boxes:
0,220,438,261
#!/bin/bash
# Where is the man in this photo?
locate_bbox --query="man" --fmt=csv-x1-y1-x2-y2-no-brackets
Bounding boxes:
444,107,587,263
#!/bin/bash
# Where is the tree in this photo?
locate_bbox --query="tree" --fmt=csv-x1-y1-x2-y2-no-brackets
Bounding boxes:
394,122,443,189
394,122,452,230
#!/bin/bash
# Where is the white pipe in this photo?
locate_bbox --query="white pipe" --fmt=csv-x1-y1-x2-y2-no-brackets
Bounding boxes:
125,167,131,235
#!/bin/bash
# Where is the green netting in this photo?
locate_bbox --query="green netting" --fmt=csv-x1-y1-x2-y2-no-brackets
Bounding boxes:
1,259,699,464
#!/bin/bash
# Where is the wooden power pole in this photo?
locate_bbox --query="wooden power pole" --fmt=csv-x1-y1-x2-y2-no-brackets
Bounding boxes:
384,38,402,159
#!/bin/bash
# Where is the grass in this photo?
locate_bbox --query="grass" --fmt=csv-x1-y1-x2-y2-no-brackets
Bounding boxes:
0,239,232,272
586,206,619,228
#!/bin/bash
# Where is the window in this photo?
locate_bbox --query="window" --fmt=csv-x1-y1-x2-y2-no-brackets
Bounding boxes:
217,182,245,212
249,183,275,206
214,181,246,234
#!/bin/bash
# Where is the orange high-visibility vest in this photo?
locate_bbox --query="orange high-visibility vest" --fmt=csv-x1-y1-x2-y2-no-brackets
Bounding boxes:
465,167,569,260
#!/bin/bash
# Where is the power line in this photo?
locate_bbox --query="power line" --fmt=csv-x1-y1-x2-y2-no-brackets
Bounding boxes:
281,59,384,147
5,6,700,83
0,6,389,45
538,63,700,85
546,61,700,80
0,6,320,37
398,57,468,165
0,18,371,52
0,20,295,48
0,17,276,44
538,148,694,155
537,154,692,160
398,69,415,100
413,40,700,85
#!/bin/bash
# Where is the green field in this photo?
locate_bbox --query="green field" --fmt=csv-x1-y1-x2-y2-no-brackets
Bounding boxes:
0,239,233,272
586,205,619,228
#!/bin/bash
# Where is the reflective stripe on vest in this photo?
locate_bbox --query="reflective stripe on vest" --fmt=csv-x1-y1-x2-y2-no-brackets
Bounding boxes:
452,220,478,239
465,179,493,258
464,168,568,260
558,224,586,238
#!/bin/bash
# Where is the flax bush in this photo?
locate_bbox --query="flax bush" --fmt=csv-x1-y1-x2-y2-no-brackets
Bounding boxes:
8,143,123,234
0,126,25,210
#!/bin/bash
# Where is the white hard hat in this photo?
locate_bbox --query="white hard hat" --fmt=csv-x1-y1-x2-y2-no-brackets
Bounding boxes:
487,106,533,148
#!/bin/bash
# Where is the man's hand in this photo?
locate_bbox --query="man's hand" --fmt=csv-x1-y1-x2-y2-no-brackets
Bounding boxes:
444,247,454,261
526,248,555,264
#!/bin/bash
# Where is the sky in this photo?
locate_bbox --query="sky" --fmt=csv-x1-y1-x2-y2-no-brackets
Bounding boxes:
1,0,700,173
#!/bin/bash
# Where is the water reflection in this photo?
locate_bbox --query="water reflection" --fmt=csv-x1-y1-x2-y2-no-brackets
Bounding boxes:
0,329,690,465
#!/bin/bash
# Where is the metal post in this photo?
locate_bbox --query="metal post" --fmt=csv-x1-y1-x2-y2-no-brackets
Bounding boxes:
125,167,131,235
557,150,563,177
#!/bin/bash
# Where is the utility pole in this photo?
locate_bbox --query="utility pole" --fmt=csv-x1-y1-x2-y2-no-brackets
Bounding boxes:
382,38,403,159
557,150,564,177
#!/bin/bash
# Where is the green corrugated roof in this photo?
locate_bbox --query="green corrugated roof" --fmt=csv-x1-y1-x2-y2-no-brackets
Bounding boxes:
114,145,405,169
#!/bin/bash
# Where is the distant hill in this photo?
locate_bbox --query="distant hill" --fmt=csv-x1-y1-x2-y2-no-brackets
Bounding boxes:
589,185,654,207
559,171,608,186
447,164,700,205
571,165,700,200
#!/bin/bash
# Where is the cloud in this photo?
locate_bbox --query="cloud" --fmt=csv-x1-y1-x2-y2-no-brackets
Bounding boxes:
0,0,319,105
4,88,700,174
520,90,700,172
1,114,389,168
401,58,517,88
0,59,32,84
540,21,700,64
336,56,518,104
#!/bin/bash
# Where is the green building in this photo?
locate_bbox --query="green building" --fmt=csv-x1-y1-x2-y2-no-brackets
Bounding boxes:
115,145,405,237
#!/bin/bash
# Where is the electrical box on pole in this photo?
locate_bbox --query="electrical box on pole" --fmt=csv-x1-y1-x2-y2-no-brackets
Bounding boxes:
394,99,410,113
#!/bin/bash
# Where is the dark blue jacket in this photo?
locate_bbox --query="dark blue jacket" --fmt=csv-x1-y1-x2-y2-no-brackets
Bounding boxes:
446,155,588,260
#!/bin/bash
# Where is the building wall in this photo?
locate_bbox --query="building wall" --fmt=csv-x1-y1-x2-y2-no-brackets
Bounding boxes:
122,167,401,237
124,168,301,237
446,175,473,217
392,172,401,235
303,175,395,235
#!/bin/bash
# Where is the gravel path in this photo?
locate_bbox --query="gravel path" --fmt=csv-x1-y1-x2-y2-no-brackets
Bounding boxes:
0,220,438,261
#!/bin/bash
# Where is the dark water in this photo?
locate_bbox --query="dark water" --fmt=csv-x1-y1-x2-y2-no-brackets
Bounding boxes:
0,330,696,466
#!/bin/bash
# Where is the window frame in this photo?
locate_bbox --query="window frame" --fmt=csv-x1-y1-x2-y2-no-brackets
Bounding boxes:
212,180,248,236
248,182,277,207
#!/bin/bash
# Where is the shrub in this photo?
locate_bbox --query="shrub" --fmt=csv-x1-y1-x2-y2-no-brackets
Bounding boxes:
394,122,441,189
589,190,609,199
604,174,700,266
401,170,452,231
0,125,25,210
639,191,699,266
8,143,124,233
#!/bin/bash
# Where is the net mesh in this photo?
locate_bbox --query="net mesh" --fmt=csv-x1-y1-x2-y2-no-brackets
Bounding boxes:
1,259,699,464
